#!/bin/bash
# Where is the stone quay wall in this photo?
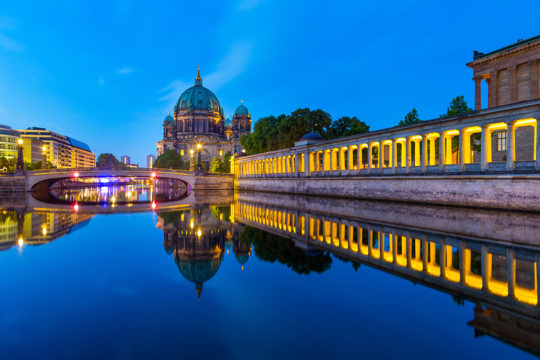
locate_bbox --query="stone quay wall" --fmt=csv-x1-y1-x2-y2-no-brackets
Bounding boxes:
0,176,26,193
236,174,540,212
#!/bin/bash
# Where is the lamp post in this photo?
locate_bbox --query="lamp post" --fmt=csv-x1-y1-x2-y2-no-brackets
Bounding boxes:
16,139,24,172
189,149,194,171
41,145,47,169
196,143,203,172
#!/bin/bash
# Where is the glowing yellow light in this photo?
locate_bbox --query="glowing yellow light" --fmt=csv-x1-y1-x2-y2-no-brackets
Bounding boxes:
197,143,201,149
190,220,194,229
410,135,422,141
189,149,194,155
111,196,116,203
18,237,24,247
197,229,202,237
241,265,244,271
219,150,223,156
514,118,537,126
42,146,47,152
42,226,47,236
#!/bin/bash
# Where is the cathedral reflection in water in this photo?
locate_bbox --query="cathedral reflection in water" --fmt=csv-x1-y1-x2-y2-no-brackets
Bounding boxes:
157,205,250,301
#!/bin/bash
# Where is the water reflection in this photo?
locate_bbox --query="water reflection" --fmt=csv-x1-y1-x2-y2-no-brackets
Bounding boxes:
2,189,540,357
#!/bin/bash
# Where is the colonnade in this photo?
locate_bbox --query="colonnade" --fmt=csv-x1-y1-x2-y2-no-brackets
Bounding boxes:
236,108,540,178
235,201,540,307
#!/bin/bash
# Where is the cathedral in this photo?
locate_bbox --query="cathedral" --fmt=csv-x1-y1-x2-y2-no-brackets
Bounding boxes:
156,68,251,169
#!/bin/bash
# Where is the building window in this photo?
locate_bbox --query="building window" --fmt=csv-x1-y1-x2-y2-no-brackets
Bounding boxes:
219,150,223,156
496,131,507,152
180,149,184,156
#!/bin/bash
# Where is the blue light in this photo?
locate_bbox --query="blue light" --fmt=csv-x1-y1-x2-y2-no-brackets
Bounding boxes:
99,178,110,184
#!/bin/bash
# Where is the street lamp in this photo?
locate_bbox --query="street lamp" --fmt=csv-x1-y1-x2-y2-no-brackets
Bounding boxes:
196,143,203,172
16,139,24,171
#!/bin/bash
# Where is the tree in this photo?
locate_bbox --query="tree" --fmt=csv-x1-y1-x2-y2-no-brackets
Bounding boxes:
398,108,421,126
440,95,473,118
327,116,369,139
153,149,189,170
240,108,366,155
210,153,231,173
0,157,16,172
96,153,126,169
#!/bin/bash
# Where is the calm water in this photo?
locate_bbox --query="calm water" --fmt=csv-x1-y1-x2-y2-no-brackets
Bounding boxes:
1,182,540,359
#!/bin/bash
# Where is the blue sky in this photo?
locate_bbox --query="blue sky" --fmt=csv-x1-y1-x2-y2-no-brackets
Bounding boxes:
0,0,538,165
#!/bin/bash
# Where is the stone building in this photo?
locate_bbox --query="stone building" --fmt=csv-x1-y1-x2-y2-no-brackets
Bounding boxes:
468,35,540,162
156,68,251,169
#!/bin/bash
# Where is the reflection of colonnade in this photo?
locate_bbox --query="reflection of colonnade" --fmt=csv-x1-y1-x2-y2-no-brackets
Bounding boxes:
0,209,93,251
236,101,540,178
234,201,540,310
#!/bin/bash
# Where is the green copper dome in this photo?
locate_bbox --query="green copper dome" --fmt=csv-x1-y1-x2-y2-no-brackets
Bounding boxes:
164,114,174,123
234,102,249,115
175,69,222,113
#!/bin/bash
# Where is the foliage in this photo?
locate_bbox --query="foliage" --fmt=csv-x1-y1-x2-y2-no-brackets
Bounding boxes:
96,153,127,169
153,149,189,170
239,226,332,275
239,108,369,155
398,108,421,126
326,116,369,139
209,153,231,173
0,157,16,172
157,210,186,225
440,95,473,118
209,205,231,222
24,161,43,170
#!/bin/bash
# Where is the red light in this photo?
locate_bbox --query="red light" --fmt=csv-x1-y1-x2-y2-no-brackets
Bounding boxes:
152,201,157,210
73,203,79,212
151,172,156,178
73,172,79,178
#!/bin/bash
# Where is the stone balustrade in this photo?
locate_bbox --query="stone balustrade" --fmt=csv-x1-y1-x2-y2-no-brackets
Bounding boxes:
234,99,540,178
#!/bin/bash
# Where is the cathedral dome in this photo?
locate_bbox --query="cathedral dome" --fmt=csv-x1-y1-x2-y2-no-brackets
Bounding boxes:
234,102,249,116
164,113,174,123
175,68,222,113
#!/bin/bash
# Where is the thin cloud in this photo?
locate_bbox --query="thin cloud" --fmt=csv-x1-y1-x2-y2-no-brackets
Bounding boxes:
0,33,24,52
116,67,133,75
159,40,254,104
238,0,260,10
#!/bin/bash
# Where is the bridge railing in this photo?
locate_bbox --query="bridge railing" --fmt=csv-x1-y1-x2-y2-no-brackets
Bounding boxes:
234,99,540,178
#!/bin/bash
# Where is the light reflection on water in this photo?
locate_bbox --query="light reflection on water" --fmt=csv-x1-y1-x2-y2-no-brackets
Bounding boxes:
0,187,539,359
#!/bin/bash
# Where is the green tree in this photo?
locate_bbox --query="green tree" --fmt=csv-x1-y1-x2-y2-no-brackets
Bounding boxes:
0,157,16,172
210,153,231,173
398,108,421,126
96,153,127,169
440,95,473,118
240,108,366,155
327,116,369,139
153,149,189,170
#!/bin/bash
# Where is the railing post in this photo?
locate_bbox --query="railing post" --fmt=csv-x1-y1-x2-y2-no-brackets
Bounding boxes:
368,143,372,174
422,134,428,173
379,141,383,175
406,137,411,174
459,129,465,172
439,132,445,173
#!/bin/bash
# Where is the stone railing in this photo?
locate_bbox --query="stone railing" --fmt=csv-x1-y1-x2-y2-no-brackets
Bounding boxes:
235,99,540,178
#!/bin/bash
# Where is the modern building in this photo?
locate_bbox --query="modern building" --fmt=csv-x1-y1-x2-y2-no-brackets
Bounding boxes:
156,68,251,169
18,127,95,168
22,137,44,165
146,154,156,168
121,155,130,165
0,125,19,159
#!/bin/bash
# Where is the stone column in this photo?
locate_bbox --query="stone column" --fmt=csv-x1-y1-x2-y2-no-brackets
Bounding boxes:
481,245,488,292
480,125,489,172
368,143,372,174
405,138,411,173
379,142,383,175
304,150,309,177
459,130,465,172
536,119,540,171
294,153,299,178
393,140,398,174
357,145,362,173
507,249,515,300
474,76,482,111
439,133,445,172
422,134,428,173
506,121,515,171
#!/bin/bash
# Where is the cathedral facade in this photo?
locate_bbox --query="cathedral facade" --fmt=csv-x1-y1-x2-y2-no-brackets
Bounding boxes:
156,68,251,169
